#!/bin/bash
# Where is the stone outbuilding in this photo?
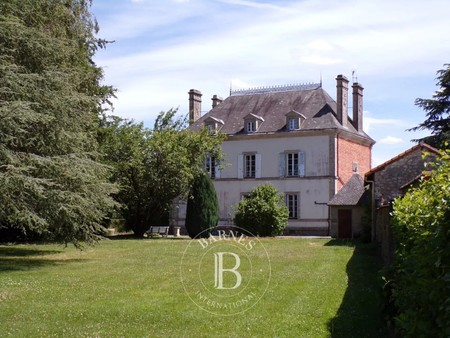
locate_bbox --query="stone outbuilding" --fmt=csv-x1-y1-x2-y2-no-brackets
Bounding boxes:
328,173,369,239
365,142,440,263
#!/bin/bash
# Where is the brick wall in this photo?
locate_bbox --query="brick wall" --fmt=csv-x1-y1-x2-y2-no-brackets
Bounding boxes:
337,136,371,190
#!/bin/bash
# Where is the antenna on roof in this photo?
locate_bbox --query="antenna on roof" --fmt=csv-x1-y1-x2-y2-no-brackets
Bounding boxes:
229,82,232,97
352,70,358,83
320,72,322,87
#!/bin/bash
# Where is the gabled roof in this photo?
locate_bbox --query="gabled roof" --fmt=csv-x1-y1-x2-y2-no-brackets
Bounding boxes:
328,174,365,206
190,85,373,141
204,116,224,125
365,143,439,177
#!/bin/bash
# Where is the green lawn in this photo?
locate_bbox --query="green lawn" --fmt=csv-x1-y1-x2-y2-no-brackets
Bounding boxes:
0,238,387,337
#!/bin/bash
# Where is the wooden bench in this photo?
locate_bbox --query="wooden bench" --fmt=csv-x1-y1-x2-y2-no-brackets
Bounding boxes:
146,226,169,237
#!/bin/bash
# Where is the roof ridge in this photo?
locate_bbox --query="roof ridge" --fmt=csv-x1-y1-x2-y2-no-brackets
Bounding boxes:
230,82,321,96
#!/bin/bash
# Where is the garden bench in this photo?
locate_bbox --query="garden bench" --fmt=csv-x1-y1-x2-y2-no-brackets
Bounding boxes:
147,226,169,237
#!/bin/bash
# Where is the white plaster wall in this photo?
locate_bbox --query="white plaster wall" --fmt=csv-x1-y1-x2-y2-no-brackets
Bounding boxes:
219,135,330,179
213,134,331,229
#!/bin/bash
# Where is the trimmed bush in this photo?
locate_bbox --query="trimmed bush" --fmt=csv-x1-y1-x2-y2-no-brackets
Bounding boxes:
387,149,450,337
185,173,219,238
234,184,288,237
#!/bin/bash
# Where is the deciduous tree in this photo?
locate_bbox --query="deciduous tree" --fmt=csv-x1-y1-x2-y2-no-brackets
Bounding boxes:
99,110,224,237
234,184,288,237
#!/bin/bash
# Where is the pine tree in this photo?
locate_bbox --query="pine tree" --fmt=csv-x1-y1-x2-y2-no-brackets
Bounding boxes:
411,64,450,149
185,173,220,239
0,0,116,246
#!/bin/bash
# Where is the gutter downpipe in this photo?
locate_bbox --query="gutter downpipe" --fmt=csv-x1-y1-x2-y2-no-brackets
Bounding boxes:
365,177,376,242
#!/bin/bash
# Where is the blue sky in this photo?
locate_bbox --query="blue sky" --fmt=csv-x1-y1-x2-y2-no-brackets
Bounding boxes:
91,0,450,166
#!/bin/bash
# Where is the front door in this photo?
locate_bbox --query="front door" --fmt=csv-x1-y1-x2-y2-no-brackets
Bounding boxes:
338,209,352,238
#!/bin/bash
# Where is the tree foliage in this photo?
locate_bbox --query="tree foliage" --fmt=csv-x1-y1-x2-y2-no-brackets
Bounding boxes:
99,110,224,237
234,184,288,237
411,64,450,149
185,173,219,239
0,0,117,246
387,150,450,337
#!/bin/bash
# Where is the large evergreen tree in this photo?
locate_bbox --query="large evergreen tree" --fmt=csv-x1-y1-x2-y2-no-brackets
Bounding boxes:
411,64,450,149
0,0,116,246
185,172,219,239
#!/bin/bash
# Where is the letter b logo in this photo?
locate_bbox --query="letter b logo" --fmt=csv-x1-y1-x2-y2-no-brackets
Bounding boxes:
214,252,242,290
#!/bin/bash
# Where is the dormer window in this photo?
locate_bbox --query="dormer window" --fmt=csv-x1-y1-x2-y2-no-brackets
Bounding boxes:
246,121,256,133
285,110,306,131
203,116,224,134
243,113,264,134
288,118,299,131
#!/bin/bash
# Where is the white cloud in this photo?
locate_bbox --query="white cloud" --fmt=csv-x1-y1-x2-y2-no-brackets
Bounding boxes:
379,136,403,145
92,0,450,163
363,115,407,134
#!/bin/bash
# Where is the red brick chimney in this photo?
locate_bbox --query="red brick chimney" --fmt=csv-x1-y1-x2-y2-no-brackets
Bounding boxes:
352,82,364,132
188,89,202,124
336,75,349,127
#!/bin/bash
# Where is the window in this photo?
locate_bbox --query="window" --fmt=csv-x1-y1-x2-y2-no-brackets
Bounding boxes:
244,154,256,178
206,124,215,132
286,194,299,219
280,152,305,177
288,118,299,131
287,153,298,176
246,121,256,133
205,156,216,179
238,153,261,179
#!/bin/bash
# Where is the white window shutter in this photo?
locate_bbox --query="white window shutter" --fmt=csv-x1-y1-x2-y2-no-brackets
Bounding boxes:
255,154,262,178
214,161,221,179
298,151,305,177
237,155,244,179
279,153,286,177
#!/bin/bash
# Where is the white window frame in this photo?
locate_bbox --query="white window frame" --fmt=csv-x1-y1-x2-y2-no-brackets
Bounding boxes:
246,120,256,133
238,153,261,179
285,193,299,219
245,154,256,178
287,153,299,176
288,118,299,131
205,156,220,179
280,151,305,177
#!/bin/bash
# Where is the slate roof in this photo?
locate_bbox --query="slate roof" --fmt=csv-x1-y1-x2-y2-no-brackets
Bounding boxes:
190,84,372,141
328,174,365,206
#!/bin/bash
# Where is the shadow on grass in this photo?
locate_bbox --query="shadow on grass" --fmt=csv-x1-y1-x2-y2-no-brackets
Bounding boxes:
106,234,188,241
0,246,83,272
326,240,390,338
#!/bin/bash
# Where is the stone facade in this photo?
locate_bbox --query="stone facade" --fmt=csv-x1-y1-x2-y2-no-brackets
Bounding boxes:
366,143,439,207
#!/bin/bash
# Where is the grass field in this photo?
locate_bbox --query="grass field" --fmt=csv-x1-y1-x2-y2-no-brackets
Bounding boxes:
0,238,387,337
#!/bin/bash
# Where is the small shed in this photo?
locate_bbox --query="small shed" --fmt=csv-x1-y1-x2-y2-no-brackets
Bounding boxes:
328,174,369,239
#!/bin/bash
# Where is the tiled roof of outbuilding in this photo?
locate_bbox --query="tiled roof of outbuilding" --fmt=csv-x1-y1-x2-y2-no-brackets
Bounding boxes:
328,174,365,206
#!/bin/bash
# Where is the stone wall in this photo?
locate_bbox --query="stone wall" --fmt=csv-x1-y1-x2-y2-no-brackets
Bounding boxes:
372,148,436,206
